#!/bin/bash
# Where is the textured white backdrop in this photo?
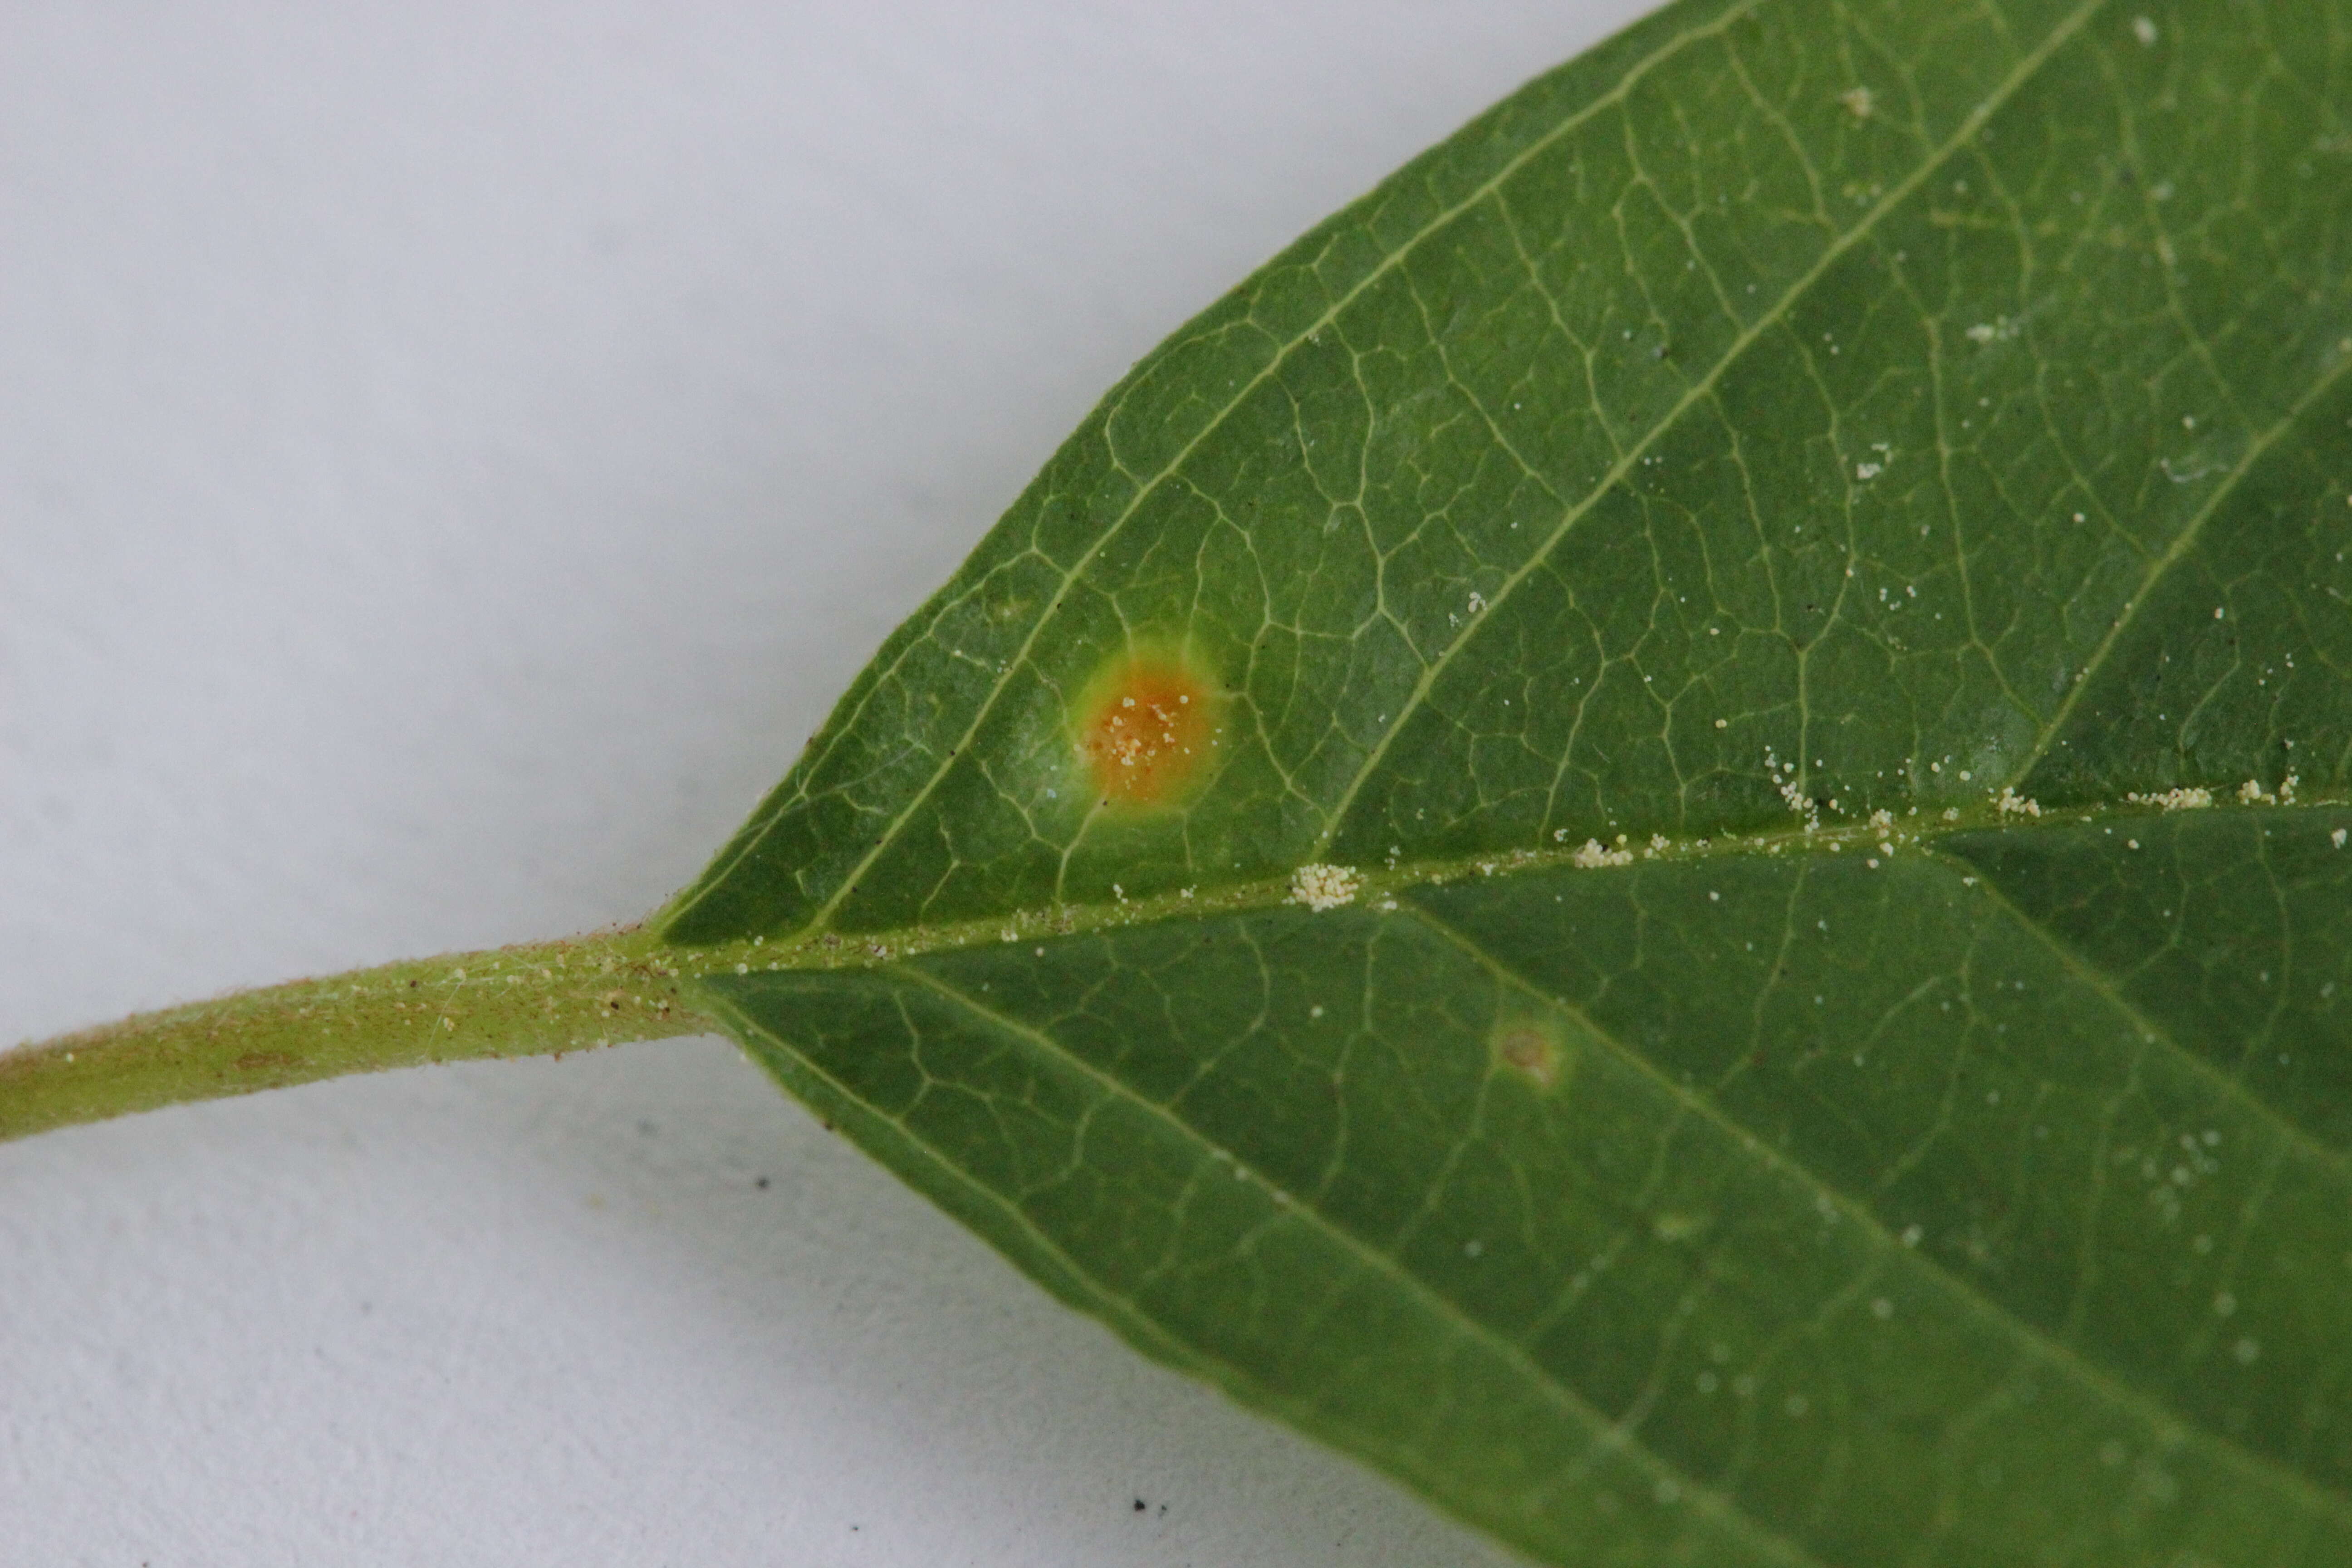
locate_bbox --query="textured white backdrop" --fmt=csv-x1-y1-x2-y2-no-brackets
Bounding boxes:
2,4,1649,1562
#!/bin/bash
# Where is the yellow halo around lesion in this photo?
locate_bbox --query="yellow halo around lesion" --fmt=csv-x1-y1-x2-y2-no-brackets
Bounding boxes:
1068,642,1226,809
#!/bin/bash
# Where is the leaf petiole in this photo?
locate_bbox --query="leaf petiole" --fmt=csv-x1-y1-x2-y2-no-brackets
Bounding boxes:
0,927,712,1144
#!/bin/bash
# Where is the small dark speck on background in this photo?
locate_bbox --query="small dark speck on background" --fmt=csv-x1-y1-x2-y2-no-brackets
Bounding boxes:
755,1176,770,1190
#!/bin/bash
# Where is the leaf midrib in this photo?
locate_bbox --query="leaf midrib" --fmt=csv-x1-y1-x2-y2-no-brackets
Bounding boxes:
662,796,2347,975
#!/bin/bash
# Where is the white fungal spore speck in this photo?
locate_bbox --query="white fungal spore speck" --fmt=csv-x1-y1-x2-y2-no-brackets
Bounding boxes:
1572,839,1634,869
2128,787,2214,811
1289,863,1362,911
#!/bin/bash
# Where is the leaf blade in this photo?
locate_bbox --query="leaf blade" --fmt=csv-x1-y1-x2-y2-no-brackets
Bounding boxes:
660,0,2352,1560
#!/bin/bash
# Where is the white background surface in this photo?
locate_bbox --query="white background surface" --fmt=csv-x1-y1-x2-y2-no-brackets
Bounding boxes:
2,4,1650,1563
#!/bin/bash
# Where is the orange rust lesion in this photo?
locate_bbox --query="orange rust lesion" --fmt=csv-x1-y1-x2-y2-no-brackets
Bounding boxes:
1073,649,1224,807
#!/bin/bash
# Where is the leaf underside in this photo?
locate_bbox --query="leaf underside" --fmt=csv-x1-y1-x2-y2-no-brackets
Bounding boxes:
661,0,2352,1562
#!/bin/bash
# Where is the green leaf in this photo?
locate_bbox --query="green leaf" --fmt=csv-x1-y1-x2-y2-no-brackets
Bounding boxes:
657,0,2352,1561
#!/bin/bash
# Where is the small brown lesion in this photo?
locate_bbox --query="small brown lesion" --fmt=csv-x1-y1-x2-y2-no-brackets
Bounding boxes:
1493,1012,1570,1093
231,1050,298,1075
